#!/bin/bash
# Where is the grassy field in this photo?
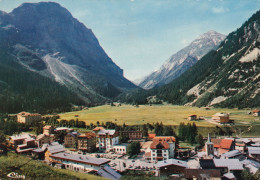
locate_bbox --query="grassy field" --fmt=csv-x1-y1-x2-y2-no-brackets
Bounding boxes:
58,104,256,127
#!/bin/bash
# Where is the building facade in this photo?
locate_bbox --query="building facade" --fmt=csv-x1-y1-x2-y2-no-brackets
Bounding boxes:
98,130,119,151
64,132,79,148
188,115,197,121
121,131,143,140
212,113,230,123
50,152,110,172
150,136,175,162
113,144,128,154
43,125,55,136
78,132,96,153
17,112,42,125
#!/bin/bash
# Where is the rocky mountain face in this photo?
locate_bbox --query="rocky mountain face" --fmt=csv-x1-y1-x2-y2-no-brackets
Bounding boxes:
0,2,136,105
156,11,260,108
137,31,226,89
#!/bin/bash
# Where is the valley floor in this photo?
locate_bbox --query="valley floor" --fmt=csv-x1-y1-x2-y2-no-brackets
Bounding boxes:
58,104,257,127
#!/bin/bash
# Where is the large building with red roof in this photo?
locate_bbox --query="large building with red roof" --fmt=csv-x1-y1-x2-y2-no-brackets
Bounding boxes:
150,136,176,162
211,139,235,155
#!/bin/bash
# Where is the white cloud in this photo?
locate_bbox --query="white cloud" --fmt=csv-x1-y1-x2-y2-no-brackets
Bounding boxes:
212,6,229,14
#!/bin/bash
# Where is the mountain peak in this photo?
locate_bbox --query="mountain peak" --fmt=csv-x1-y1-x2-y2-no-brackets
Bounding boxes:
137,31,226,89
11,2,73,20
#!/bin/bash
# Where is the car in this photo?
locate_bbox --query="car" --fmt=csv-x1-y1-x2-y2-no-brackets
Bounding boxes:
132,160,135,162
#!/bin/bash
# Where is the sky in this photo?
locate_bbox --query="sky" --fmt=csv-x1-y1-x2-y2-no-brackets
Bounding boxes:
0,0,260,81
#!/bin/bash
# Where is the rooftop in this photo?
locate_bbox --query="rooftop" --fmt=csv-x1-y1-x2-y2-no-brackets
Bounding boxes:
97,165,121,180
213,113,229,117
17,112,41,117
50,152,110,166
213,159,243,170
78,132,96,139
211,139,233,149
93,127,105,131
157,159,188,168
248,147,260,155
222,150,242,158
98,130,116,136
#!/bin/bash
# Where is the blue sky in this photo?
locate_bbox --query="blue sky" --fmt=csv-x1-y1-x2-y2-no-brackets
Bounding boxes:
0,0,259,81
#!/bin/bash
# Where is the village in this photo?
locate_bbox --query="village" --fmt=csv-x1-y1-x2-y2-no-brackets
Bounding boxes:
1,109,260,180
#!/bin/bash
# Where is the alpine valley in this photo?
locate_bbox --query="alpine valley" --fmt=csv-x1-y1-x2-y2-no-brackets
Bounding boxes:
0,2,136,113
137,31,226,89
122,10,260,108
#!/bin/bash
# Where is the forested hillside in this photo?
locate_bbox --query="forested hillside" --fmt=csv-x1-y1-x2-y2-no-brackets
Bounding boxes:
0,47,84,114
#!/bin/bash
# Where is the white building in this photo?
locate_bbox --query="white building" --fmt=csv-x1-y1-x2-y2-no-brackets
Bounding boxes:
113,144,128,154
98,130,119,151
50,152,110,172
150,136,175,162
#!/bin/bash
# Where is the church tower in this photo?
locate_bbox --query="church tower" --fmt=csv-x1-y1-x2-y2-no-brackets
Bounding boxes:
205,133,214,156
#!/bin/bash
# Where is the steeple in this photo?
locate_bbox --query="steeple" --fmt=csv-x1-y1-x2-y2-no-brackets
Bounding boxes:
207,133,211,143
206,133,214,156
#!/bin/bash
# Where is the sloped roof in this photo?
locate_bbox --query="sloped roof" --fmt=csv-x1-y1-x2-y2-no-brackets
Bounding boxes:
153,136,176,142
222,150,242,158
157,159,188,168
50,152,110,166
93,127,105,131
211,139,233,149
248,147,260,155
223,173,235,179
252,110,260,113
43,125,53,129
97,165,121,180
150,139,169,149
10,134,33,141
18,112,41,116
98,130,116,135
78,132,96,139
213,113,229,117
55,127,73,131
148,133,156,139
43,142,65,154
213,159,243,170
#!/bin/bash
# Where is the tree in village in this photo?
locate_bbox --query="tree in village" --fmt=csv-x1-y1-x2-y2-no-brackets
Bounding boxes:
127,141,141,157
33,122,43,135
178,122,198,144
195,134,204,147
163,126,175,136
0,131,6,144
178,122,185,141
119,131,129,144
142,124,148,137
154,122,164,136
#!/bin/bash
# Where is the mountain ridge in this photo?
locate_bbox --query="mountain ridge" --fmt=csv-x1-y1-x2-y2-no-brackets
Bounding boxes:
0,2,136,106
137,30,226,89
